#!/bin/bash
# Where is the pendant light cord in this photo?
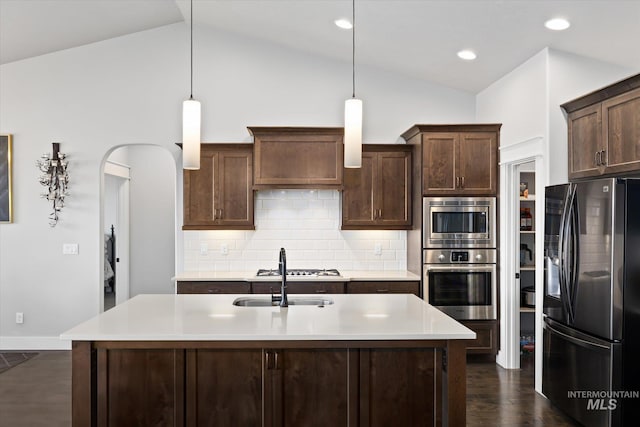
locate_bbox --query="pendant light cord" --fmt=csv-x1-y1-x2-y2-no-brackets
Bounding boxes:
352,0,356,99
189,0,194,100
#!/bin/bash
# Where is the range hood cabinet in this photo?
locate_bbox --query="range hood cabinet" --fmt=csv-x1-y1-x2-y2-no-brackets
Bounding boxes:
248,126,344,189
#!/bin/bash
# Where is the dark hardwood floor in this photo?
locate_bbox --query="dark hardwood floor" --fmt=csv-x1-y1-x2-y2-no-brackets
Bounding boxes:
467,356,578,426
0,351,577,426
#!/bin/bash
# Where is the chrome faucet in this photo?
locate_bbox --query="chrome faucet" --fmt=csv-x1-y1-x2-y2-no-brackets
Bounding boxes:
273,248,288,307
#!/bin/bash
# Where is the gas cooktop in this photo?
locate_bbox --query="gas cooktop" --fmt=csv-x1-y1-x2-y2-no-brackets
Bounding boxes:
256,268,341,277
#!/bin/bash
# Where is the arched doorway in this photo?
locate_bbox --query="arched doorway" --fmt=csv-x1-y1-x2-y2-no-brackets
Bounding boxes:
100,145,177,312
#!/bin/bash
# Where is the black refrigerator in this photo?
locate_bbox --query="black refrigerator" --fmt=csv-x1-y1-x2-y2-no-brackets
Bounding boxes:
543,178,640,426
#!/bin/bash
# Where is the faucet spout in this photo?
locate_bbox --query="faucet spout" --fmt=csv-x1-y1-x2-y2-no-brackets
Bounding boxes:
279,248,288,307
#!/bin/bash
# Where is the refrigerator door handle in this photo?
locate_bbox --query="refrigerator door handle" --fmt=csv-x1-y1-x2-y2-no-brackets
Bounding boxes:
568,188,579,321
558,184,574,322
564,184,578,323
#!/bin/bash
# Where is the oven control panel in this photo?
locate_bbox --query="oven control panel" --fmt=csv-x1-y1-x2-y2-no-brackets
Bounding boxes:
450,251,469,262
423,248,496,264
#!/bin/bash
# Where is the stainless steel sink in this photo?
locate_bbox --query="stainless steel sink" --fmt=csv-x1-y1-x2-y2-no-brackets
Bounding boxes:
232,297,334,307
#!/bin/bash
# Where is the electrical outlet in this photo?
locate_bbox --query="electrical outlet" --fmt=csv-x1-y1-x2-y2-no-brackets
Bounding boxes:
200,243,209,256
374,243,382,256
221,244,229,255
63,243,79,255
16,312,24,324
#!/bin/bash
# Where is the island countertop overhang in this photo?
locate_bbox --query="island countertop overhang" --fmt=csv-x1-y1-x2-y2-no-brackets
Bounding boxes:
60,294,475,342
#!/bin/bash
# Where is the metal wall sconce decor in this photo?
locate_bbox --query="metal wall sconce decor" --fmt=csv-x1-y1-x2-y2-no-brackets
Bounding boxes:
36,142,69,227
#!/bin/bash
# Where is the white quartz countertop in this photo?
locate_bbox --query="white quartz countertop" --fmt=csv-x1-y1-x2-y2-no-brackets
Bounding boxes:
60,294,475,342
174,270,421,282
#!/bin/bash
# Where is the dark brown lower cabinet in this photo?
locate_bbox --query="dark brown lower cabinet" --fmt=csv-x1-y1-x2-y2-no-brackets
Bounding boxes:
459,320,498,356
187,349,263,426
176,281,251,294
252,281,346,294
346,281,420,296
97,349,185,427
76,341,467,426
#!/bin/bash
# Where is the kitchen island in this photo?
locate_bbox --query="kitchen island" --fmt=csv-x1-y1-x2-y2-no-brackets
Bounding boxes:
61,294,475,426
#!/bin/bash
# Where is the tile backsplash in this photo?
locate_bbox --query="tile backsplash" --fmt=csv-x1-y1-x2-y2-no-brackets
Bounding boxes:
183,190,407,272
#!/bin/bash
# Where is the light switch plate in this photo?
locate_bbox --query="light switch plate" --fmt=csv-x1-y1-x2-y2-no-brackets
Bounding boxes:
221,244,229,255
63,243,79,255
200,243,209,256
374,243,382,256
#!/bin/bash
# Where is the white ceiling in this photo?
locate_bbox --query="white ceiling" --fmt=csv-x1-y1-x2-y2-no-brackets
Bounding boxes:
1,0,640,93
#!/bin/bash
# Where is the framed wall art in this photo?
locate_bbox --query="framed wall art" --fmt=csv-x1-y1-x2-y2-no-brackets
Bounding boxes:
0,134,13,223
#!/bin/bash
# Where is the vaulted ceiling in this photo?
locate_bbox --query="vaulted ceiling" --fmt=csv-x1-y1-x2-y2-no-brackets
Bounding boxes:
1,0,639,92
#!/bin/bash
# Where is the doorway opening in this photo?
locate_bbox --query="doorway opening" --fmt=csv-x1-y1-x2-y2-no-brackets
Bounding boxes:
103,164,130,311
497,136,545,393
100,145,177,313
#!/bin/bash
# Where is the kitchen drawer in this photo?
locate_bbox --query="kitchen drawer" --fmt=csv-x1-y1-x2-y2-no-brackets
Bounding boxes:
251,281,346,294
177,281,251,294
346,281,420,296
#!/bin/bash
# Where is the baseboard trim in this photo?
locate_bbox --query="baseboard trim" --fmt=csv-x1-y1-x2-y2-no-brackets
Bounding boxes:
0,336,71,351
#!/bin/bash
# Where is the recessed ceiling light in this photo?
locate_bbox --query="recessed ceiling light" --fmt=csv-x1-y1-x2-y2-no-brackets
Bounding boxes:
457,50,477,61
545,18,570,31
335,18,353,30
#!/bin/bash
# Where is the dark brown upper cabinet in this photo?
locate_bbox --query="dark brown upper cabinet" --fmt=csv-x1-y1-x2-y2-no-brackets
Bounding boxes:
401,124,500,196
248,127,343,189
183,144,254,230
563,74,640,180
342,145,412,230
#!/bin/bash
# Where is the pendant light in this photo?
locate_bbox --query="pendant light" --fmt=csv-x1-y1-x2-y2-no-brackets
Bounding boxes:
344,0,362,168
183,0,201,170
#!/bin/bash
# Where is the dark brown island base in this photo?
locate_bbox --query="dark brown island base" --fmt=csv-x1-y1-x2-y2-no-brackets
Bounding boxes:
62,294,475,426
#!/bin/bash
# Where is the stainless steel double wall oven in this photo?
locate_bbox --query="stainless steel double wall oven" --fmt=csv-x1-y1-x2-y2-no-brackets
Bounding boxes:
423,197,497,320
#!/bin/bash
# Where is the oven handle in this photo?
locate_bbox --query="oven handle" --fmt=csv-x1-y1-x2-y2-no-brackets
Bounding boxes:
423,264,495,273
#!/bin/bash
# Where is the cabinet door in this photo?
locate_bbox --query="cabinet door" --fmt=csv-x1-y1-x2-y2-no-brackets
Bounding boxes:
457,132,497,195
183,144,254,230
342,152,376,226
602,87,640,175
568,104,603,180
267,349,354,426
216,150,254,227
376,150,412,227
98,349,184,427
183,149,218,227
186,349,263,426
359,348,439,426
422,133,457,195
459,320,498,355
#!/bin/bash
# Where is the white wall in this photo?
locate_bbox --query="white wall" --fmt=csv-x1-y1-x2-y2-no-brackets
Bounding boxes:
127,145,176,296
476,49,548,147
0,23,475,349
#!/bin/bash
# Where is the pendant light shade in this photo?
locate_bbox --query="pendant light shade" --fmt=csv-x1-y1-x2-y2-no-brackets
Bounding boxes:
344,98,362,168
344,0,362,168
182,0,201,170
182,98,201,169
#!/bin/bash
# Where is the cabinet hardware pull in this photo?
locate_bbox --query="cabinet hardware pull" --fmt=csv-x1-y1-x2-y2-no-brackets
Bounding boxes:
378,209,383,219
274,351,279,370
376,289,389,293
455,176,460,188
315,290,327,293
594,151,600,166
265,351,271,369
461,176,465,189
600,150,606,165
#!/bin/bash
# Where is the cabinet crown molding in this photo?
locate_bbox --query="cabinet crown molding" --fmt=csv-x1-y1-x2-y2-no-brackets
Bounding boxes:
561,73,640,113
400,124,502,142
